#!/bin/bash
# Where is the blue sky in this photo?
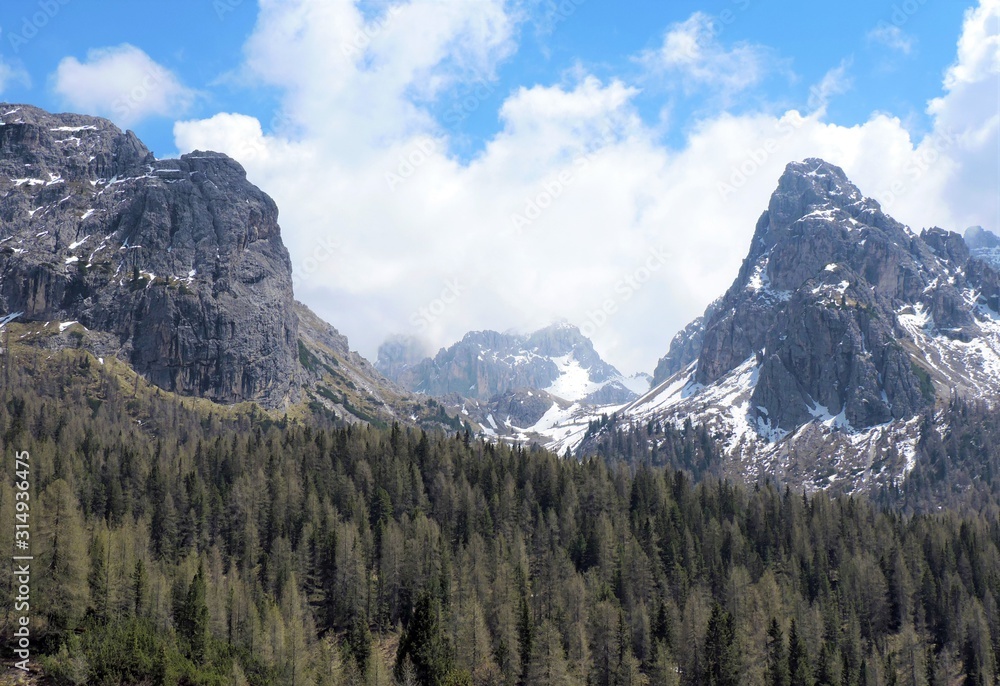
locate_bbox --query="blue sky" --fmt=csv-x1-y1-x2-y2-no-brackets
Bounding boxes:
0,0,996,374
0,1,969,156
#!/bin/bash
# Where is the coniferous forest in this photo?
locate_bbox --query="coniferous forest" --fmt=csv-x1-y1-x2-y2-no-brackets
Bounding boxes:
2,347,1000,685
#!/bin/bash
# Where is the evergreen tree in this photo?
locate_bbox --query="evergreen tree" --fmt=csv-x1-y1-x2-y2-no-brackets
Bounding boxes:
703,603,739,686
788,620,812,686
524,620,573,686
395,592,453,686
765,618,790,686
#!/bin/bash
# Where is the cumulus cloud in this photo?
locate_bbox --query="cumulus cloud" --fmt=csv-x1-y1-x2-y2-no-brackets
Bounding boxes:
638,12,778,99
925,0,1000,233
53,44,194,127
174,2,1000,375
867,24,916,55
0,55,30,93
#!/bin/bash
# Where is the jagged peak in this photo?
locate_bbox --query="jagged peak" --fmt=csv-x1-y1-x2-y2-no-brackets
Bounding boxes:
760,158,872,239
966,225,1000,250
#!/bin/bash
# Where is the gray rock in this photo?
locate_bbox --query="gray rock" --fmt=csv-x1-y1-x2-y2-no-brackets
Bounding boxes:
0,104,297,407
965,225,1000,271
659,158,1000,433
383,322,636,404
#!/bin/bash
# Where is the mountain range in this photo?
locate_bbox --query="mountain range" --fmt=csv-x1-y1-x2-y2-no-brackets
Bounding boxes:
3,104,1000,496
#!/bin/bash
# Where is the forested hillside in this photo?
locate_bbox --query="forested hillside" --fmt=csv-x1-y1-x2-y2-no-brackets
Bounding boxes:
583,400,1000,515
1,345,999,685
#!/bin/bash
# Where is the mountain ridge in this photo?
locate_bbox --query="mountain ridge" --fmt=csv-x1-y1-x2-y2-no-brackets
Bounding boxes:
582,158,1000,493
376,321,649,406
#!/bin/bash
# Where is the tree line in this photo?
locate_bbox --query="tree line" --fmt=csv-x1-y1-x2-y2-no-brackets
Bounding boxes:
0,347,997,685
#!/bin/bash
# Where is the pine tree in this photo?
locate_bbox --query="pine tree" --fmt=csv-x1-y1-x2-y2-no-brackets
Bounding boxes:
765,619,790,686
131,559,147,616
178,564,210,662
524,620,573,686
395,592,452,686
703,603,739,686
788,619,812,686
36,479,90,632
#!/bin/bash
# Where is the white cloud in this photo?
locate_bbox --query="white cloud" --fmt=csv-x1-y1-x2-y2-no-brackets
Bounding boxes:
639,12,777,98
867,23,916,55
807,60,853,112
925,0,1000,233
174,2,1000,376
53,44,194,127
0,55,30,93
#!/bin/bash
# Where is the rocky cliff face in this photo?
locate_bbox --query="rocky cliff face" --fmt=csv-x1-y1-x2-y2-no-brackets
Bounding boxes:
0,104,298,407
650,159,1000,435
966,225,1000,270
563,159,1000,492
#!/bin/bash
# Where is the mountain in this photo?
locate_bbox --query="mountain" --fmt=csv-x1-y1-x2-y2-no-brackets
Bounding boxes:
0,104,466,431
377,322,649,405
585,159,1000,492
966,225,1000,270
0,104,297,406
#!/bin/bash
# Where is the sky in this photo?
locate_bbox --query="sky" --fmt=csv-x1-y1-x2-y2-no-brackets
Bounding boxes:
0,0,997,375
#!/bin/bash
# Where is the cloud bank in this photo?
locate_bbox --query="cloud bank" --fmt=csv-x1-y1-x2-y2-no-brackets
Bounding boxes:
174,0,1000,375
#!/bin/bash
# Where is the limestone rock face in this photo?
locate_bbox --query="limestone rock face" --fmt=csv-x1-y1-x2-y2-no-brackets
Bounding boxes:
0,104,298,407
653,158,1000,434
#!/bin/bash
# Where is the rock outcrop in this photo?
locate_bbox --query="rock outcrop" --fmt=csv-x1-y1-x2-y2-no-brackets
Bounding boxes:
0,104,297,406
652,159,1000,434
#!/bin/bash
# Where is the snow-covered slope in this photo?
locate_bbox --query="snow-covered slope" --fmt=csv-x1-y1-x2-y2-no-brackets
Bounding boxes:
546,160,1000,494
377,322,648,406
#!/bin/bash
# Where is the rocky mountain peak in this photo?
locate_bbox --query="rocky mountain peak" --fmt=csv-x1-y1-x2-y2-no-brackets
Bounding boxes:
644,157,1000,446
0,104,299,407
966,225,1000,271
966,225,1000,250
377,322,643,405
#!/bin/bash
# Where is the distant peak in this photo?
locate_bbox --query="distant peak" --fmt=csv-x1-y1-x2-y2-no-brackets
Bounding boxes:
965,225,1000,250
537,320,582,335
783,158,849,180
